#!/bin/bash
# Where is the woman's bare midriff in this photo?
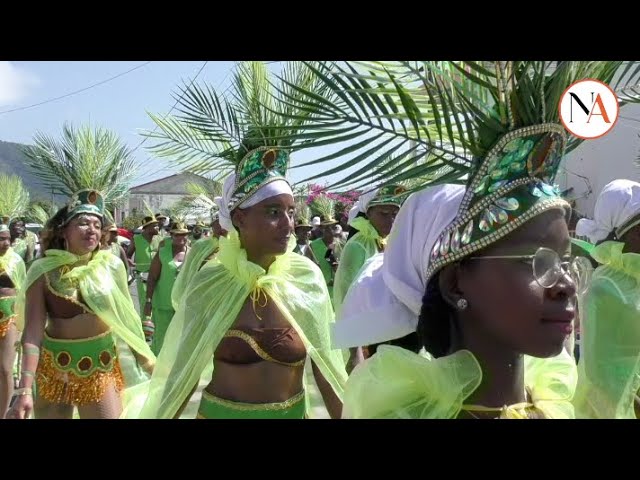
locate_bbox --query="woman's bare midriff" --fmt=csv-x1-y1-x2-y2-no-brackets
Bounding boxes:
207,361,304,403
0,287,16,297
43,281,110,340
0,271,14,290
205,295,306,404
45,313,110,340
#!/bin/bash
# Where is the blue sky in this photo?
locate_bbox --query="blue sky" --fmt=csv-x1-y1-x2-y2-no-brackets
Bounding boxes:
6,61,635,203
0,61,356,189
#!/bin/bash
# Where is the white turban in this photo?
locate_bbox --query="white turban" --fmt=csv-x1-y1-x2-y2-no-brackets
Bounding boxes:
575,179,640,243
347,188,380,224
214,174,293,233
333,184,465,348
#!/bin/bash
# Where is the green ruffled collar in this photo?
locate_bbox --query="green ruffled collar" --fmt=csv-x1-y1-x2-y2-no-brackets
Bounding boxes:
350,217,383,242
591,241,640,278
42,249,113,285
216,232,296,290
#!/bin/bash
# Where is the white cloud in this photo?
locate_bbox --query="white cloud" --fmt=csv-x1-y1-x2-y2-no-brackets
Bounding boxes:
0,61,40,107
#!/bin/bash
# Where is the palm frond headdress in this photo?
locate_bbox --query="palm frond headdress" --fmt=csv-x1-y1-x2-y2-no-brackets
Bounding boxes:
263,61,640,281
22,123,137,225
145,61,336,214
0,174,29,233
294,198,312,228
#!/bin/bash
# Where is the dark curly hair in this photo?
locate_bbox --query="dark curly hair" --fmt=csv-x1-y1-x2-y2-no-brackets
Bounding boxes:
416,260,475,358
417,272,456,358
40,207,103,253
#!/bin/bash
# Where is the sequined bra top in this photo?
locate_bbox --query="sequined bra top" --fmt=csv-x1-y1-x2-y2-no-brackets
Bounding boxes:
44,268,91,319
215,326,306,367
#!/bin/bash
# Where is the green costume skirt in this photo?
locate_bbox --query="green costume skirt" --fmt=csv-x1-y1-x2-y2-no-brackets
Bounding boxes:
196,389,306,419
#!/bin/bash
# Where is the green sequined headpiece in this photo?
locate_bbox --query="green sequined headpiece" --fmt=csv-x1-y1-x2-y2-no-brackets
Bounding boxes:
256,62,640,282
228,147,290,211
64,189,105,225
425,123,569,281
368,184,408,209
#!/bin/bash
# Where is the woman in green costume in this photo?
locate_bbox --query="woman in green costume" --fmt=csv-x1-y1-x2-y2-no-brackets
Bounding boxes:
132,148,347,419
171,212,228,312
8,124,154,420
309,196,343,295
127,62,348,419
144,222,189,355
9,219,36,265
291,61,640,419
293,200,318,264
102,220,129,270
333,186,404,371
334,186,404,314
0,174,28,417
127,215,161,316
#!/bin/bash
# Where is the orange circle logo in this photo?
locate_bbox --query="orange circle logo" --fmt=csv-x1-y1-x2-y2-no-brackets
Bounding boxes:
558,78,619,140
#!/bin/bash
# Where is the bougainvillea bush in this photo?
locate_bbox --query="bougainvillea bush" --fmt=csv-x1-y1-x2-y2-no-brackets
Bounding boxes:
306,183,361,223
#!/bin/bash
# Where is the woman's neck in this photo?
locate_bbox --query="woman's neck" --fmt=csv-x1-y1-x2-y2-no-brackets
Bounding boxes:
67,249,93,264
239,233,278,271
452,325,526,408
246,251,276,271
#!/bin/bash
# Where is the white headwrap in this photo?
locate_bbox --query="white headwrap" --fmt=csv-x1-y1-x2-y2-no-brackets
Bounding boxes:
312,216,321,227
575,179,640,243
214,174,294,233
347,188,380,224
333,184,465,348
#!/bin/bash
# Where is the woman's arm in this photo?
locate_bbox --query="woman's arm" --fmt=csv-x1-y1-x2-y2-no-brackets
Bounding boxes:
118,245,131,278
9,277,47,419
311,360,342,419
346,346,365,374
126,238,135,259
173,383,199,419
25,242,35,264
143,254,162,318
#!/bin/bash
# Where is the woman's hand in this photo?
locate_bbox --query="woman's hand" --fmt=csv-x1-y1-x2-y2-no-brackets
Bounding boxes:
6,394,33,419
142,318,155,345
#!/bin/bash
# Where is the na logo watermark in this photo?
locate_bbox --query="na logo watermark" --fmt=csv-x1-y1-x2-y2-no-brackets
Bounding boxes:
558,79,619,139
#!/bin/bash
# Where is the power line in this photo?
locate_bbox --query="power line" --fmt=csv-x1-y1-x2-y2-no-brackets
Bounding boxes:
619,114,640,124
130,61,209,156
134,61,283,181
131,61,211,179
134,61,239,179
0,61,152,116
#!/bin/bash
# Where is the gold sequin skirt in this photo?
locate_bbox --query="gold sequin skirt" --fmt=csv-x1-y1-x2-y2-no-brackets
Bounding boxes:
37,331,124,406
